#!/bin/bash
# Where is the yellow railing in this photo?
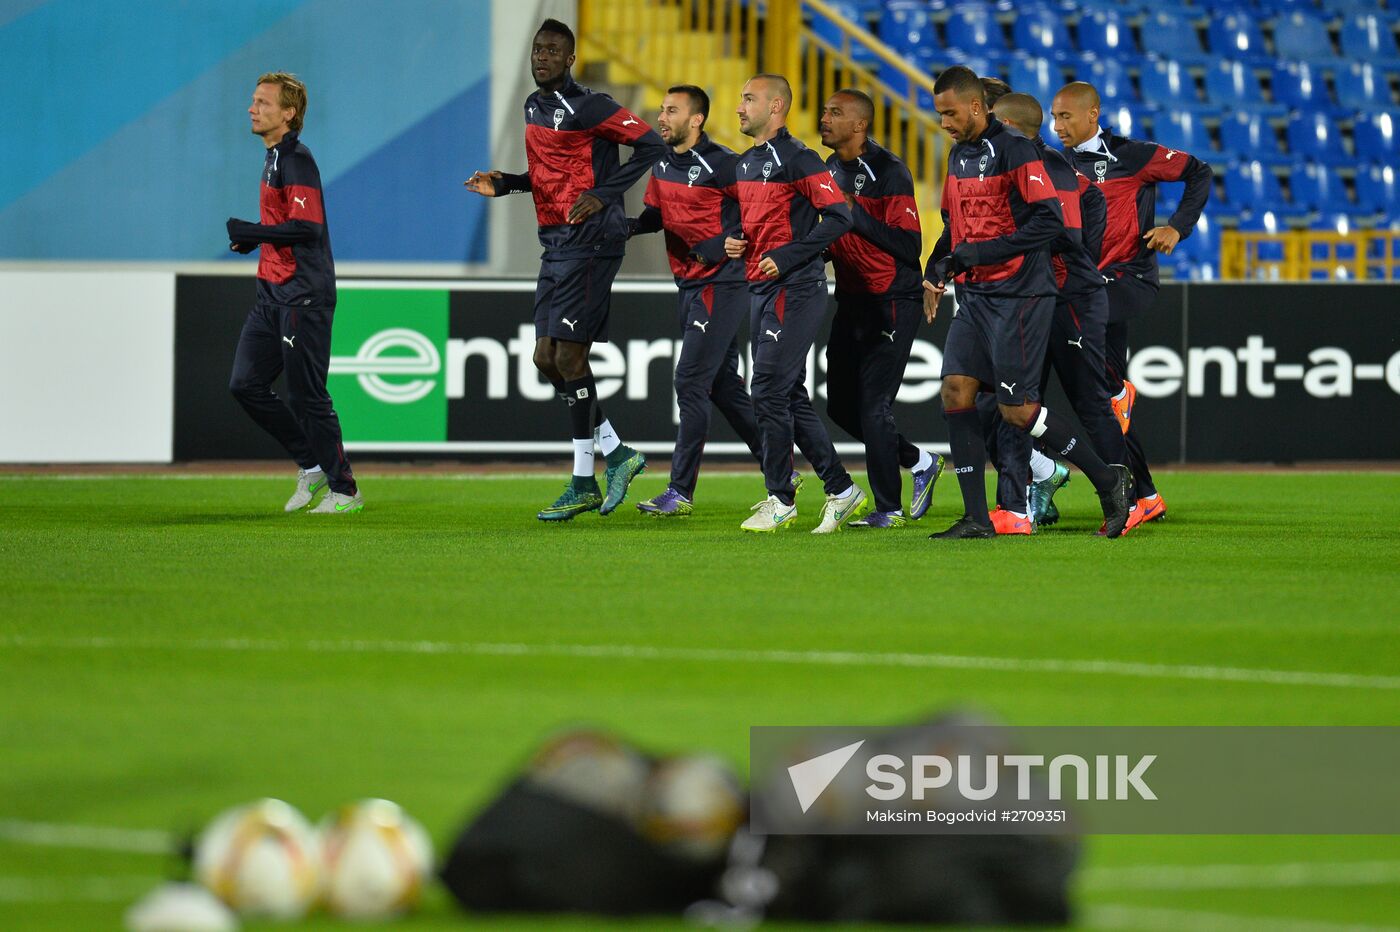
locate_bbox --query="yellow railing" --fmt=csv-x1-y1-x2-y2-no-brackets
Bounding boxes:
578,0,948,255
1222,230,1400,280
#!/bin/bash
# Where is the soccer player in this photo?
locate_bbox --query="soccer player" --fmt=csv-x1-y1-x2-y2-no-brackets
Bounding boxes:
464,20,666,521
626,85,768,516
923,67,1132,540
226,72,361,514
818,89,945,529
993,93,1128,531
1052,81,1212,529
726,74,864,534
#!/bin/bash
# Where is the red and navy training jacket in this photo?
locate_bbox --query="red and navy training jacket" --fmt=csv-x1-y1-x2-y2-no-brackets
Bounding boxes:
1067,126,1212,286
734,127,852,291
925,117,1064,297
629,133,745,287
497,77,666,259
825,139,923,299
1034,136,1107,297
227,132,335,308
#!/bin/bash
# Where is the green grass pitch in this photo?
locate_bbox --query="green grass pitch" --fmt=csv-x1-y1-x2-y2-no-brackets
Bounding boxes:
2,468,1399,930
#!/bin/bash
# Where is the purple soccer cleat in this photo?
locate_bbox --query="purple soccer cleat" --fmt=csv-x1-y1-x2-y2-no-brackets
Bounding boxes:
637,486,694,517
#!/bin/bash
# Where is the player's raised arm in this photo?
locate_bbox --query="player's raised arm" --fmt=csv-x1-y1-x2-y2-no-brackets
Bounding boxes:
1140,143,1212,254
465,169,531,197
226,150,327,247
627,177,664,238
580,100,668,203
759,153,852,275
949,150,1064,272
848,162,922,267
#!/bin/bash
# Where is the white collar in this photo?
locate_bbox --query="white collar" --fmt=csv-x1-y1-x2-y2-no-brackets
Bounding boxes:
1074,129,1107,154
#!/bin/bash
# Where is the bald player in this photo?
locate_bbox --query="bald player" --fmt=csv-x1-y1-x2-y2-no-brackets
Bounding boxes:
924,66,1132,539
1052,81,1212,530
994,92,1127,531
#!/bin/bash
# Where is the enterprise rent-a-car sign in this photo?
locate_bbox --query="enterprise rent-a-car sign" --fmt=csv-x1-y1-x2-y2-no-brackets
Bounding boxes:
173,278,1400,462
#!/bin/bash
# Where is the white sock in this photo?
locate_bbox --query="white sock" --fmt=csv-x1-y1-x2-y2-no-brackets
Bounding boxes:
1009,510,1028,519
1029,449,1056,483
303,465,323,476
834,484,857,499
1113,386,1128,403
595,418,621,456
572,439,594,477
1144,493,1159,501
912,448,934,473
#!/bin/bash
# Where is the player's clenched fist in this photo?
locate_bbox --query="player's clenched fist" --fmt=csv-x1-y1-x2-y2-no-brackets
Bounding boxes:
724,235,748,258
464,170,505,196
757,256,780,279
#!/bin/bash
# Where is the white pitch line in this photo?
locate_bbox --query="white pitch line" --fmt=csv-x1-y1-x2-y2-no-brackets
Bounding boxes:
0,875,161,904
2,635,1398,691
0,820,175,855
1081,860,1400,891
1084,905,1400,932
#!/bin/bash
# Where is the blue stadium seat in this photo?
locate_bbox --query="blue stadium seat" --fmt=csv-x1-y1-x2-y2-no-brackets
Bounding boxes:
1256,0,1322,14
1207,14,1272,66
879,60,935,109
1140,12,1211,66
1354,110,1400,164
1339,14,1400,68
1170,213,1221,281
1356,162,1399,213
1141,58,1215,114
945,3,1012,65
1286,110,1351,166
1100,102,1149,140
1224,160,1290,216
1008,56,1061,104
1154,111,1220,159
1289,160,1354,213
881,0,939,65
812,2,879,63
1272,12,1346,67
1333,61,1395,110
1220,111,1289,165
1011,7,1076,63
1271,61,1345,117
1076,8,1139,61
1322,0,1393,19
942,52,998,81
1204,59,1286,117
1079,58,1139,109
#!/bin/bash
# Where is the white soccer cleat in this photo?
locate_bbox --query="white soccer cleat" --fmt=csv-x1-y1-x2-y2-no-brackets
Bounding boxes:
284,468,327,512
309,490,364,514
811,486,868,534
740,495,797,532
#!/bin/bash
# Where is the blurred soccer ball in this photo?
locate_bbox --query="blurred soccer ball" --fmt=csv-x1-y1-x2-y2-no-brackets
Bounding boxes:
193,798,320,919
525,729,651,820
640,754,746,861
319,798,434,919
125,882,238,932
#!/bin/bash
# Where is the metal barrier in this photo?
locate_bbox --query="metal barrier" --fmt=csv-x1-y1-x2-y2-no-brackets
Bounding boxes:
1222,230,1400,280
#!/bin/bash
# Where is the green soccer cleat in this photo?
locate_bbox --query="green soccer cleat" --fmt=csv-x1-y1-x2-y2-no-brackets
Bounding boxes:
285,467,327,512
1029,460,1071,527
538,480,603,522
308,490,363,514
600,446,646,515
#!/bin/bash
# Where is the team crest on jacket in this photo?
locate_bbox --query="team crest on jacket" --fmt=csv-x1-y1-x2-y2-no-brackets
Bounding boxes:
1095,160,1108,182
761,161,773,181
854,174,866,193
978,153,989,173
688,165,702,186
552,109,565,129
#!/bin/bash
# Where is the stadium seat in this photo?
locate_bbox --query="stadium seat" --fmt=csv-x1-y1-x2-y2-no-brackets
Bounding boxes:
1356,162,1400,213
1333,61,1397,110
1008,56,1061,105
1079,58,1139,109
942,52,999,81
1323,0,1394,19
1100,102,1149,140
879,60,934,109
1171,213,1220,281
1271,61,1345,117
1286,110,1352,166
1220,111,1289,165
1011,6,1076,63
1154,110,1219,158
1224,160,1294,219
945,3,1013,65
1075,8,1138,61
1140,12,1211,66
1141,58,1215,114
1272,12,1346,67
1339,15,1400,68
1256,0,1321,14
1354,111,1400,165
880,0,939,65
1289,160,1354,213
1204,59,1286,117
812,2,879,63
1207,14,1272,66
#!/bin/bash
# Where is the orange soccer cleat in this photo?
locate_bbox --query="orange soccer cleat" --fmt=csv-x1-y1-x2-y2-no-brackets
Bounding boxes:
1124,494,1168,533
989,508,1034,535
1110,379,1137,435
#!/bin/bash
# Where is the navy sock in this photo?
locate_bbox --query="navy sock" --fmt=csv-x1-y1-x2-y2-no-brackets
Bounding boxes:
562,376,596,441
945,407,991,525
1028,405,1115,490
